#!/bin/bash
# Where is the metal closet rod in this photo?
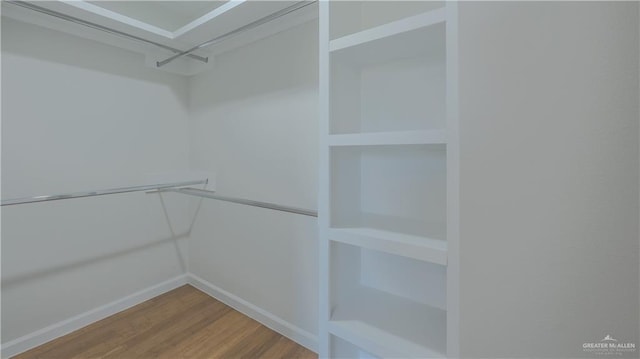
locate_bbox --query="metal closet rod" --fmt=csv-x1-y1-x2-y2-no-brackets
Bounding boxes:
161,187,318,218
0,179,208,206
5,0,208,63
157,0,317,67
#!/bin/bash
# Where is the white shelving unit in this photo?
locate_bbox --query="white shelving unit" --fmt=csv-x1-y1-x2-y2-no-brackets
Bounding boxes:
320,1,458,357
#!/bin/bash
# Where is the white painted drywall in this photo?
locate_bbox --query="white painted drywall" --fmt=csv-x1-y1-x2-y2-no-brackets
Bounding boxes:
457,2,639,357
4,3,637,358
1,18,195,343
187,20,319,342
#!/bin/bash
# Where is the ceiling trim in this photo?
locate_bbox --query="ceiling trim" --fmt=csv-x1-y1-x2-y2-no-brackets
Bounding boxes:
172,0,246,38
60,0,246,40
60,0,175,38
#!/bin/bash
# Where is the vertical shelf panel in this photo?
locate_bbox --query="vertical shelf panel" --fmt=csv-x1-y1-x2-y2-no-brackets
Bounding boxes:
318,1,331,357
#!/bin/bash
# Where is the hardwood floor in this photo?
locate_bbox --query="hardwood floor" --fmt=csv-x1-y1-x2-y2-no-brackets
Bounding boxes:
14,285,317,359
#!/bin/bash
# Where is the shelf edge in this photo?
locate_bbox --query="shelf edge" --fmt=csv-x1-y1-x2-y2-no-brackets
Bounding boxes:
329,7,447,53
328,130,447,147
329,227,448,265
328,320,446,359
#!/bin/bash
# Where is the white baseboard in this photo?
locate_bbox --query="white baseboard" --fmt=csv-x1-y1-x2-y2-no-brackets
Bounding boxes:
1,274,189,358
1,273,318,358
187,273,318,353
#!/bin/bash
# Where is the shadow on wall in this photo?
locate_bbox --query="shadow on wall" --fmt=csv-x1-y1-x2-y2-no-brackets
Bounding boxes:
0,231,189,290
1,192,205,289
0,17,189,108
189,20,319,110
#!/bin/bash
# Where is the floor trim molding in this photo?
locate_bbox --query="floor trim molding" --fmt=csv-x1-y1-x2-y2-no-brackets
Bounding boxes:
187,273,318,353
1,273,318,358
1,274,189,358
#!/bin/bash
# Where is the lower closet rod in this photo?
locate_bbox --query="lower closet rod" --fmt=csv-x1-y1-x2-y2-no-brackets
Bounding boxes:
1,179,208,206
160,187,318,218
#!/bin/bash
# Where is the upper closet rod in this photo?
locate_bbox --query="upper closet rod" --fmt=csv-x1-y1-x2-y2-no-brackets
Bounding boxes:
5,0,208,63
1,179,208,206
157,0,317,67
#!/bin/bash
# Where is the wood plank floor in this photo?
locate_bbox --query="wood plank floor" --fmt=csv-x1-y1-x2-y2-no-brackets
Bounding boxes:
14,285,317,359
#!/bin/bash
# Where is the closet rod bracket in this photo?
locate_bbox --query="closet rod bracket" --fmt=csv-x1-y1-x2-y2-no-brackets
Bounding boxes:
156,0,317,68
5,0,209,64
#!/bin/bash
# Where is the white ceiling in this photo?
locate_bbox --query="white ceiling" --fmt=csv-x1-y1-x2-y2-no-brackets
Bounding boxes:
87,1,228,32
1,0,318,75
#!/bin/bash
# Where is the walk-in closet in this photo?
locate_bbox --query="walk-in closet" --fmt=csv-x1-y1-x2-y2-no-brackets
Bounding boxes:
2,1,639,358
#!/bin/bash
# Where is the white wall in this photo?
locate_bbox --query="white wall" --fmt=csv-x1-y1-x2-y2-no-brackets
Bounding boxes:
1,15,320,352
4,3,638,358
187,19,319,346
458,2,639,358
1,18,194,344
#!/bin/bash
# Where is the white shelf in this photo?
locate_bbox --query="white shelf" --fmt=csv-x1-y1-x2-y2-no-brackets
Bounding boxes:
329,1,445,41
329,227,447,265
330,8,446,54
328,130,446,147
329,286,446,358
331,335,378,359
